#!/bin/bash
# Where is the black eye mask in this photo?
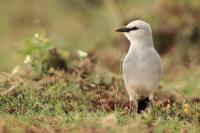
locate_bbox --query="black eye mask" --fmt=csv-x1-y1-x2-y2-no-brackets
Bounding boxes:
131,27,139,31
116,26,139,32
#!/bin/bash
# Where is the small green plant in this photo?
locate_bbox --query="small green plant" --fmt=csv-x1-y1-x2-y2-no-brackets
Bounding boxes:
19,33,68,76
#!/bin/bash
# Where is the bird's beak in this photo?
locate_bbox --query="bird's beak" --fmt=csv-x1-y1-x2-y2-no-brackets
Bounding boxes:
115,27,131,32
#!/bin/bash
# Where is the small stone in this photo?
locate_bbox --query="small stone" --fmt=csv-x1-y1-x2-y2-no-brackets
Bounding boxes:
101,113,117,129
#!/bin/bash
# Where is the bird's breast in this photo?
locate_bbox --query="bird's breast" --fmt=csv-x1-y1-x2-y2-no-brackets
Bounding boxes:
123,47,162,94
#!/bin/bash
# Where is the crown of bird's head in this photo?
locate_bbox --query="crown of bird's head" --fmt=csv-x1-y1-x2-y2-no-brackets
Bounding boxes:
116,20,152,41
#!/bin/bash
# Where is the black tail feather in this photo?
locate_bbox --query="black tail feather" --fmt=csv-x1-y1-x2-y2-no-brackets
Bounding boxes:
137,97,150,113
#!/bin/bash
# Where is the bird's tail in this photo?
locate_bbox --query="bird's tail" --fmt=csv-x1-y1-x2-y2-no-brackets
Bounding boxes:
137,97,150,113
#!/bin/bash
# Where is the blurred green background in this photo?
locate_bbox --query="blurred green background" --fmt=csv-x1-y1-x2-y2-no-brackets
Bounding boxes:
0,1,200,132
0,0,200,72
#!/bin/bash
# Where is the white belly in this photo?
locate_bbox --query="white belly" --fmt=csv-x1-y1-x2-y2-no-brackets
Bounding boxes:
123,47,162,100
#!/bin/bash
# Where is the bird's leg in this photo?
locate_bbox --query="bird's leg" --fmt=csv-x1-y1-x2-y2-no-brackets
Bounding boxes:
128,96,133,115
129,100,133,115
149,94,154,101
149,94,154,106
128,96,137,115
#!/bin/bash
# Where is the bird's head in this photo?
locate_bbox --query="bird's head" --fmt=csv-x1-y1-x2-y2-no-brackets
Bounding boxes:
116,20,152,42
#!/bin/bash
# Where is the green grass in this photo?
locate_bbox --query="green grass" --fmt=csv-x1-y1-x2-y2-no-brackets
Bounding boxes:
1,56,200,133
0,33,200,133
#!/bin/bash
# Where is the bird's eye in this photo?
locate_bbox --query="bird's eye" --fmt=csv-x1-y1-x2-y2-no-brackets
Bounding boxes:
131,27,139,31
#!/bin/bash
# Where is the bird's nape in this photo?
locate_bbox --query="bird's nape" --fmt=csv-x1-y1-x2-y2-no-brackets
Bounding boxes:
137,97,150,113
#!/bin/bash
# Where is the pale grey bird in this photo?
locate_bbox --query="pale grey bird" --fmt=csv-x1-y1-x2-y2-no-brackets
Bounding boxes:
116,20,163,113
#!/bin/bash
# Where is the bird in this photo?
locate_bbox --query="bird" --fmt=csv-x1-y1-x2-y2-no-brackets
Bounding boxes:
116,20,163,113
